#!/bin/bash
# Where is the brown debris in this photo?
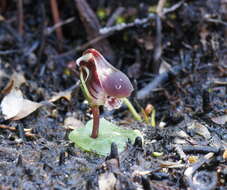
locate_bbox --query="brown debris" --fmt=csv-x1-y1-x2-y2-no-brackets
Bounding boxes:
17,0,24,35
74,0,114,61
50,0,64,48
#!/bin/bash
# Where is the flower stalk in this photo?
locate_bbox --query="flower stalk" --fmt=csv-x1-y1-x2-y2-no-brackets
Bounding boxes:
80,67,100,138
90,106,100,138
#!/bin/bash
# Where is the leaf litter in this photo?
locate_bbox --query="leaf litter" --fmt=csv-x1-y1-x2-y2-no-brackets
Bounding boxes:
1,88,49,120
0,71,53,120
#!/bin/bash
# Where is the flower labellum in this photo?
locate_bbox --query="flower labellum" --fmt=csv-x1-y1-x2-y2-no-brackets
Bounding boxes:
76,49,133,138
76,48,133,110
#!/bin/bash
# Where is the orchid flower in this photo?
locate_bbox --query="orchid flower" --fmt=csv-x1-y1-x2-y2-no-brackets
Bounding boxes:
76,49,133,138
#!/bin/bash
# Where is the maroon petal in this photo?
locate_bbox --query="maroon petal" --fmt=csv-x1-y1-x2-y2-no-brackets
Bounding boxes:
85,49,134,98
101,71,133,98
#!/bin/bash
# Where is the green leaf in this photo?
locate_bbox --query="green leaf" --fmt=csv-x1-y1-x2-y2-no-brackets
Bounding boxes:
69,118,143,156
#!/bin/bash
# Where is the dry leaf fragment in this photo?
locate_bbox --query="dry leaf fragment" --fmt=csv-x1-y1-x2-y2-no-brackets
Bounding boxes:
49,83,79,102
64,117,85,130
223,149,227,160
211,115,227,125
1,89,43,120
188,121,211,139
159,60,171,74
11,72,26,88
188,156,198,164
98,172,116,190
1,72,26,95
49,90,72,102
1,79,14,95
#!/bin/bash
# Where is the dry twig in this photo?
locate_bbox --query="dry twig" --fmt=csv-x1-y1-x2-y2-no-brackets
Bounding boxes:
156,0,166,17
99,0,184,35
0,124,36,138
137,65,182,99
153,15,162,73
152,0,166,73
50,0,64,46
55,0,184,60
17,0,24,35
106,7,125,27
0,0,7,13
37,2,47,66
74,0,114,60
45,17,75,35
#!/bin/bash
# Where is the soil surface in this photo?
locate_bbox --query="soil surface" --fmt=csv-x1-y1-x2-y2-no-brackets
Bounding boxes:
0,0,226,190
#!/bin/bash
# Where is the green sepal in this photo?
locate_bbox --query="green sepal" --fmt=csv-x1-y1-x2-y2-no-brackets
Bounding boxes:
80,70,93,104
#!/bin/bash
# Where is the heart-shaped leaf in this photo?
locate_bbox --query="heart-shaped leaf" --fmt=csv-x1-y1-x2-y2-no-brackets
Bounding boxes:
69,118,142,156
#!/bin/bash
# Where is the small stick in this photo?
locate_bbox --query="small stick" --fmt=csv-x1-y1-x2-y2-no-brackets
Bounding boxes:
99,0,184,35
0,124,16,131
213,80,227,86
0,124,36,138
0,0,7,13
175,145,187,161
204,17,227,26
37,2,46,66
156,0,166,17
136,65,182,99
0,50,20,55
182,145,219,154
153,15,162,73
1,22,22,44
152,0,166,73
74,0,114,60
106,7,125,27
16,154,23,167
24,132,36,138
17,124,26,141
45,17,75,35
202,89,212,113
50,0,64,44
59,151,66,166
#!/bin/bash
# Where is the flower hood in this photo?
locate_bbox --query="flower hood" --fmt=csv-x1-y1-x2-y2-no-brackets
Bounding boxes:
76,49,133,109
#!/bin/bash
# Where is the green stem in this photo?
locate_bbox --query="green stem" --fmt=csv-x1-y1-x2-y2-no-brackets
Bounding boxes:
90,106,100,138
123,98,142,121
151,108,156,127
80,68,93,104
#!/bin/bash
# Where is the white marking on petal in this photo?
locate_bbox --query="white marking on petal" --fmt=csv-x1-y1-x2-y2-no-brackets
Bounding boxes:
115,84,122,90
104,97,122,110
76,53,93,66
82,66,90,81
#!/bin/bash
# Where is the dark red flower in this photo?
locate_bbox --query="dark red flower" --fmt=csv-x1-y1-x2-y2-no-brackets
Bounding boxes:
76,49,133,110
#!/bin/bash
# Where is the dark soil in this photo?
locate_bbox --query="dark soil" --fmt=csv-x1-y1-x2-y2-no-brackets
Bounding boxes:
0,0,226,190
